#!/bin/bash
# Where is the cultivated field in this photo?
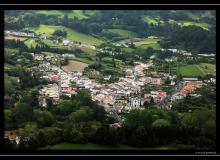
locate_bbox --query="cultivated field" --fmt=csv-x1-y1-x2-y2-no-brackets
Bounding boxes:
62,60,89,72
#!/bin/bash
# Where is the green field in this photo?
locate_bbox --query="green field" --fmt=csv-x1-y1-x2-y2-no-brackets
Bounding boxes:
176,63,216,77
133,38,160,50
29,24,104,46
142,16,164,25
105,29,138,38
5,48,19,55
24,39,42,48
133,38,159,46
39,143,176,150
120,47,134,53
138,43,160,50
177,21,210,30
37,10,88,20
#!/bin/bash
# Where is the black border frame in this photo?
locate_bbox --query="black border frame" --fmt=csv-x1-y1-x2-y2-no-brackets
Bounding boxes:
1,4,219,156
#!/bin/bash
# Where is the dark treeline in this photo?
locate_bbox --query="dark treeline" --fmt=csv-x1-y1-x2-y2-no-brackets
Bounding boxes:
160,26,216,53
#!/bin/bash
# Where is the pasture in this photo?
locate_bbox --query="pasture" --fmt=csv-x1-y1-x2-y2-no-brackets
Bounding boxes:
29,24,104,46
105,29,138,38
133,38,160,49
175,63,215,77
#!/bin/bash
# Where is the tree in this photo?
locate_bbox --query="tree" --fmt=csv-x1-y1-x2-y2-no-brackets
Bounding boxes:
112,56,116,68
63,123,88,144
34,110,54,128
4,109,13,130
52,30,67,37
56,100,74,116
164,77,171,85
152,119,171,128
75,89,93,106
93,126,119,146
37,127,62,146
62,56,69,65
68,107,93,123
12,102,33,127
135,125,147,147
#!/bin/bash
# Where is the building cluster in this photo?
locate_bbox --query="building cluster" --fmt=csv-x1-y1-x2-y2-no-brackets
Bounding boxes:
62,39,96,49
171,80,205,101
5,30,47,40
160,48,192,56
33,54,168,113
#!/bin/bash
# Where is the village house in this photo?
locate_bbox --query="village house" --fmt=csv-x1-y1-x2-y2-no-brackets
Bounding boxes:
109,122,122,129
128,96,144,108
183,77,198,82
114,96,128,113
39,83,60,106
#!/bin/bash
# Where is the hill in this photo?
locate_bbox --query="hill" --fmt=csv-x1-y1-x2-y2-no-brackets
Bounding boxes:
29,24,104,46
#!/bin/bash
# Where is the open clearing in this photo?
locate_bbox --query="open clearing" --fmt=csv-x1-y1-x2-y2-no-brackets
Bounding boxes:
177,21,210,30
105,29,138,38
175,63,215,77
29,24,104,46
24,39,42,48
39,143,176,150
62,60,88,72
142,16,164,25
133,38,160,49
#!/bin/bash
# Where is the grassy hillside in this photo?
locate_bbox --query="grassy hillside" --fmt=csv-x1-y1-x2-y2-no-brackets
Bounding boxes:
142,14,211,31
133,38,160,49
142,16,162,25
37,10,88,20
175,63,215,77
24,39,42,48
29,24,104,45
177,21,210,30
105,29,138,38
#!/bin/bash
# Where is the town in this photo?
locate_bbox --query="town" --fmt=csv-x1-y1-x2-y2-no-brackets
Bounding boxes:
24,50,214,124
